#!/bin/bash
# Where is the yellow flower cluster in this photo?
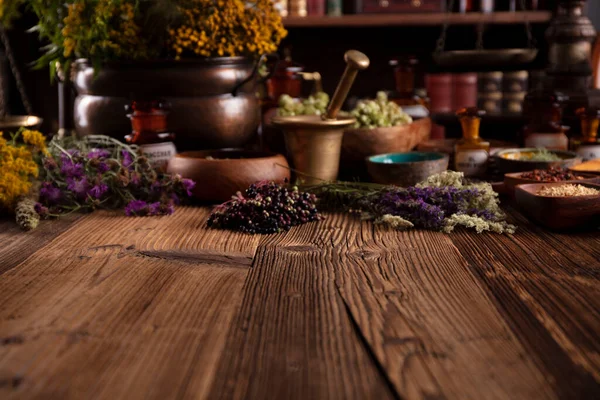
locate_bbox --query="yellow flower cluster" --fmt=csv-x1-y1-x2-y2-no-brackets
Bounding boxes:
0,130,45,211
169,0,287,59
62,0,148,60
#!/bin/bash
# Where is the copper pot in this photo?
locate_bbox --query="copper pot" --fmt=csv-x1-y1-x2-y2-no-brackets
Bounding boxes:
72,57,271,150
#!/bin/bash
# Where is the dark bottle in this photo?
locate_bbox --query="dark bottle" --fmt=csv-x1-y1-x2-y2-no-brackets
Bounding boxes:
389,55,428,108
452,0,474,13
125,100,177,171
478,0,494,12
522,90,569,150
570,107,600,161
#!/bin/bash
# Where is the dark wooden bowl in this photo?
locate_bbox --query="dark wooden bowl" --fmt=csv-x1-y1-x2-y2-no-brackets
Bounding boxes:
341,117,432,162
514,182,600,230
569,159,600,175
495,148,582,174
167,149,290,203
504,171,600,198
366,152,449,187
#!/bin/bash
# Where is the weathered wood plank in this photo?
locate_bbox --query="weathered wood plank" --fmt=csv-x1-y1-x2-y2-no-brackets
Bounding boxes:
450,210,600,399
23,208,261,267
0,208,254,400
209,214,397,400
332,217,557,400
0,215,80,276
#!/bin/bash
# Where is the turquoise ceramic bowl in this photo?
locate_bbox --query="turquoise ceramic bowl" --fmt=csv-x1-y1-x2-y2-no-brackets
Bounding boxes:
366,152,449,186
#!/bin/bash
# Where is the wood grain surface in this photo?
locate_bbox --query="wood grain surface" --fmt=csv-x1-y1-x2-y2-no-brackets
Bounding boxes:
0,207,598,399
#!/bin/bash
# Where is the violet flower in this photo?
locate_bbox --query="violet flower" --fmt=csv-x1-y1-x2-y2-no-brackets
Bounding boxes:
67,177,90,199
148,202,162,215
125,199,148,216
60,158,84,178
181,178,196,197
87,149,110,159
121,150,134,169
39,182,61,204
34,202,49,217
96,162,110,173
130,171,141,186
88,183,109,199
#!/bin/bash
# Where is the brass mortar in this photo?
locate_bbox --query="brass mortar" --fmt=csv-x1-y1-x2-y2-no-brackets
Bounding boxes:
271,50,369,184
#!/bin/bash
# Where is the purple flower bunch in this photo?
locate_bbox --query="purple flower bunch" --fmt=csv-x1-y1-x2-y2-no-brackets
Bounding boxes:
368,186,500,230
37,146,195,218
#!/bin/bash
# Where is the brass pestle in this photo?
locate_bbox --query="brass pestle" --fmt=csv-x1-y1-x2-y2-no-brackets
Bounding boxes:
272,50,370,184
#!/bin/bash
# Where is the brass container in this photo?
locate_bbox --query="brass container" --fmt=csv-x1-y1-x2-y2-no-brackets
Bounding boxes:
271,50,370,184
271,115,355,184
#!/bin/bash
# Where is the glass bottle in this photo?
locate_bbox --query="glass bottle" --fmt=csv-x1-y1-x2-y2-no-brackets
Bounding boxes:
453,0,473,13
522,90,569,150
454,107,490,177
571,107,600,161
125,99,177,171
389,56,427,107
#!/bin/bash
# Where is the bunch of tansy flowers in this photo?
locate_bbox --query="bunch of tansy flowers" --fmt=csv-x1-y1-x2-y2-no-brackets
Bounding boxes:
0,129,47,211
0,0,287,76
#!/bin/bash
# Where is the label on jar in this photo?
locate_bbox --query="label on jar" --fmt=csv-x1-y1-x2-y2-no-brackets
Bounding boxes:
455,150,489,177
140,141,177,169
576,145,600,161
525,133,568,150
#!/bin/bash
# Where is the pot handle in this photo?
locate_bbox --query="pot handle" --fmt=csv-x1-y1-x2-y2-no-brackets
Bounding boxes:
231,53,280,96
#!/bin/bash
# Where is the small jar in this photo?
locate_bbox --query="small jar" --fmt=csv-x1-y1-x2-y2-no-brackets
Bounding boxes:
503,92,526,114
522,90,569,150
125,100,177,171
571,107,600,161
478,92,503,114
389,56,426,107
478,71,503,93
454,107,490,177
503,71,528,93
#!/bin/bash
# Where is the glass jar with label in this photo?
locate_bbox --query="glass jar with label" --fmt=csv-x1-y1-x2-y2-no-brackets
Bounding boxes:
454,107,490,177
125,100,177,171
571,107,600,161
522,90,569,150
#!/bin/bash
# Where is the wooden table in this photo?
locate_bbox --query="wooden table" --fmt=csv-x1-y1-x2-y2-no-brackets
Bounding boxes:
1,207,599,399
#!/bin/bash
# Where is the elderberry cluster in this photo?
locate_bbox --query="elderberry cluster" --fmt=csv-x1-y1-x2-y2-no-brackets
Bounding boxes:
207,182,322,234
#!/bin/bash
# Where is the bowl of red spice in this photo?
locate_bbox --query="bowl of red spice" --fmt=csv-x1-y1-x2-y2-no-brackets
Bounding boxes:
515,182,600,230
504,167,600,197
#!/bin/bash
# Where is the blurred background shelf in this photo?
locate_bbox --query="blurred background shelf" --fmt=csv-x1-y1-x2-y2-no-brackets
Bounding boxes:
283,11,552,28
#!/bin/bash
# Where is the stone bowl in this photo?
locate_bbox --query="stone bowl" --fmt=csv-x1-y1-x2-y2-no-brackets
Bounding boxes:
366,152,449,187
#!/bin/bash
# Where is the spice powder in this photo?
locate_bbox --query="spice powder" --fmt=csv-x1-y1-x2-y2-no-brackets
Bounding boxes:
537,184,600,197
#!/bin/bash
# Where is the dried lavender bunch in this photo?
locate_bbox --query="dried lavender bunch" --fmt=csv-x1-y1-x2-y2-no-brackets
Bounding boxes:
303,171,516,235
35,135,194,218
207,181,322,234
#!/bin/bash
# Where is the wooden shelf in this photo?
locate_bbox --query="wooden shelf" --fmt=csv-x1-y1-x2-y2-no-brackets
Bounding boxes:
283,11,552,28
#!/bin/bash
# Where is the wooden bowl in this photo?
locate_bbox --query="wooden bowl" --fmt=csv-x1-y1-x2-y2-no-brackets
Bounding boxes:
514,182,600,230
167,149,290,203
569,158,600,175
504,171,600,197
366,152,449,187
341,117,432,162
495,148,582,174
